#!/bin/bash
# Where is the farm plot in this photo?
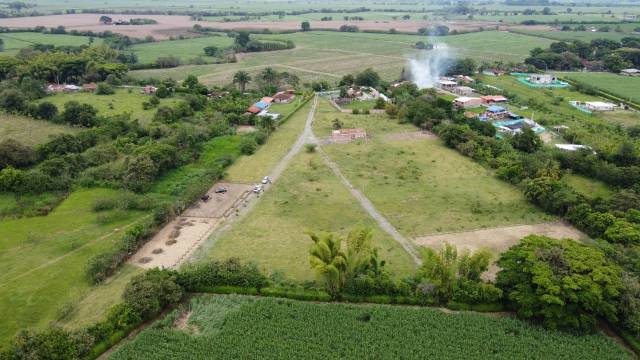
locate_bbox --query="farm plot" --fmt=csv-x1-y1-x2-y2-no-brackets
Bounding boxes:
321,134,553,237
0,188,147,346
0,112,77,145
36,89,180,125
109,294,631,359
130,31,552,84
207,151,417,280
0,32,101,54
130,34,234,64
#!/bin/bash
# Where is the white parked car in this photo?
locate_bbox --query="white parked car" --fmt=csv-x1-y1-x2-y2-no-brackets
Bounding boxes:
262,176,270,184
253,184,263,193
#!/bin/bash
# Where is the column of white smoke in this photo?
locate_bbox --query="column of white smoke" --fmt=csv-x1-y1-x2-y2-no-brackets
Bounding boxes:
409,42,452,89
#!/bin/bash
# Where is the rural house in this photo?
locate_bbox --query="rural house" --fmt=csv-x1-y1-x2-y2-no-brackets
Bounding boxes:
143,85,158,94
481,95,508,105
273,91,296,103
453,86,474,96
453,96,482,109
585,101,615,111
528,74,557,85
82,83,97,92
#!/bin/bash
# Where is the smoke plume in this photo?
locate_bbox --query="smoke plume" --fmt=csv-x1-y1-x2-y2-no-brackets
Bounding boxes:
408,42,452,89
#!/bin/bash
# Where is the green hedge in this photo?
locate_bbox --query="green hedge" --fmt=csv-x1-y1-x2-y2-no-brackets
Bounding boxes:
276,95,313,126
259,287,332,302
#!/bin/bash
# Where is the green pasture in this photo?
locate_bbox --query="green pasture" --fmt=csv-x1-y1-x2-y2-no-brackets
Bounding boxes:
110,294,631,359
559,72,640,104
36,88,180,124
207,150,417,280
0,32,101,55
130,34,234,64
520,30,640,42
562,173,614,200
0,188,147,347
0,112,77,145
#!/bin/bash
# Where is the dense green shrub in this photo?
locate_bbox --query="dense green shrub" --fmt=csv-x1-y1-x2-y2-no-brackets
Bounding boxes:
178,258,268,291
123,269,184,320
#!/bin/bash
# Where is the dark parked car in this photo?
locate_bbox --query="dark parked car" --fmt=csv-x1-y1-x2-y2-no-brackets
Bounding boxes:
214,187,228,194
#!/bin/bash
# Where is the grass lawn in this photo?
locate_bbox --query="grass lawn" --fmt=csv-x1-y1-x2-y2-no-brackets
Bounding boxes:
110,294,630,359
130,34,234,64
0,32,102,55
36,89,180,124
559,72,640,104
224,98,309,183
207,151,417,280
562,173,614,200
0,112,77,145
0,188,147,347
522,30,639,42
599,111,640,128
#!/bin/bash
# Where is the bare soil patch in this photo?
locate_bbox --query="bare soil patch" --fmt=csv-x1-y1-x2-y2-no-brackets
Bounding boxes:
237,125,257,134
0,14,196,40
129,182,250,269
383,131,436,142
414,222,587,280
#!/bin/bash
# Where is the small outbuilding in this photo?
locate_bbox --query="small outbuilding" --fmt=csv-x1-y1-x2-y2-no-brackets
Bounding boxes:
273,91,296,103
621,68,640,77
143,85,158,94
453,86,474,96
528,74,557,85
481,95,508,104
82,83,97,92
585,101,615,112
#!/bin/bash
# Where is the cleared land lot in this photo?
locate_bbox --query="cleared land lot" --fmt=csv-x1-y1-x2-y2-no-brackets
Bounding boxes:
36,89,180,124
0,188,147,345
109,294,631,359
0,32,101,54
0,112,77,145
129,31,553,84
315,103,553,237
208,151,417,280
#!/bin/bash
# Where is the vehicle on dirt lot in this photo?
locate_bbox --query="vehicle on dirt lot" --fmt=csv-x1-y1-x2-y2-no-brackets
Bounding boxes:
200,194,210,201
253,185,262,193
214,187,228,193
262,176,270,184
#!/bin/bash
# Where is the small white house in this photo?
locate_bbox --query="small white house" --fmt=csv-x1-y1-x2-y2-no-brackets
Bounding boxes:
555,144,593,152
585,101,615,112
453,86,474,96
453,96,482,109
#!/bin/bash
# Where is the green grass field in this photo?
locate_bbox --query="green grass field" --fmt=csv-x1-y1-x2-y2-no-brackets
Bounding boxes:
0,188,147,347
521,30,640,42
130,34,234,64
36,88,180,125
224,99,309,183
129,31,553,86
0,112,77,145
0,32,101,55
207,150,416,280
315,102,552,237
559,72,640,104
562,173,614,200
109,294,631,359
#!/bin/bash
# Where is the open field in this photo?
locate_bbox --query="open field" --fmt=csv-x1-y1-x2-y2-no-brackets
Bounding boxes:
479,75,639,154
224,99,309,183
109,294,631,359
316,102,553,237
521,30,640,42
36,88,180,124
559,72,640,104
130,31,553,86
562,173,615,200
207,150,417,280
0,188,147,346
0,112,77,145
0,32,101,54
130,34,233,64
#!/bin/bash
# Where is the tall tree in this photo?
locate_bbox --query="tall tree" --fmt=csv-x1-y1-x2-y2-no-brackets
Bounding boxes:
308,231,348,296
232,70,251,92
301,21,311,32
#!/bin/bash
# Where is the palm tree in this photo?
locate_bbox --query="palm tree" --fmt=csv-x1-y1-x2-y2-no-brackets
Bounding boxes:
232,70,251,92
257,115,275,135
307,231,348,296
259,67,278,89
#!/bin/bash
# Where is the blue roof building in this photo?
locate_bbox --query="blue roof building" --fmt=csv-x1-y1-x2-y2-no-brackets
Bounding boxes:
254,101,269,109
487,105,506,113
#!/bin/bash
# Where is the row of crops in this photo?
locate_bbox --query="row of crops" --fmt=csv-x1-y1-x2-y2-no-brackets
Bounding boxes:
110,294,631,359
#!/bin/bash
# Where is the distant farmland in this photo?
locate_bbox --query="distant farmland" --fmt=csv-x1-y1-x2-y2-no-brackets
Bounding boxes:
0,32,101,54
129,31,553,85
560,72,640,104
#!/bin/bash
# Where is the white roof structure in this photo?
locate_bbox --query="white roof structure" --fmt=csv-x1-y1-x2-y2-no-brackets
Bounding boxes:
454,96,480,103
585,101,615,110
438,80,457,86
555,144,591,152
621,68,639,73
